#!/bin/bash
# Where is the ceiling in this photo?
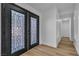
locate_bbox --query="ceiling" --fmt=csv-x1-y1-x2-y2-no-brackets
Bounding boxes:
56,3,75,15
27,3,55,13
27,3,75,14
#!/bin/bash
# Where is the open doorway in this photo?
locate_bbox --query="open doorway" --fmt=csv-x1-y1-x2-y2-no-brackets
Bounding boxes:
61,18,71,41
56,17,72,47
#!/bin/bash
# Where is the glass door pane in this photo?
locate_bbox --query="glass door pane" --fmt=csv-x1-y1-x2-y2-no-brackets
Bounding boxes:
31,17,37,45
11,10,25,53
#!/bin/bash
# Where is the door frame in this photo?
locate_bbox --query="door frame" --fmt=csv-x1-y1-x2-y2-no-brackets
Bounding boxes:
29,12,39,49
1,3,27,56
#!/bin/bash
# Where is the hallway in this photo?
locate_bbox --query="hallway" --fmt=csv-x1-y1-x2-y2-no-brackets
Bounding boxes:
1,3,79,56
21,37,77,56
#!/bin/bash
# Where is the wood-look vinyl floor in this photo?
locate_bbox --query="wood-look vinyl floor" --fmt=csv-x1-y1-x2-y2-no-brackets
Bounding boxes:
21,37,78,56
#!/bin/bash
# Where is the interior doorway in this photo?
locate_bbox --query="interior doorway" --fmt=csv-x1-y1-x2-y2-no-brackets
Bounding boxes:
57,17,72,47
61,18,71,40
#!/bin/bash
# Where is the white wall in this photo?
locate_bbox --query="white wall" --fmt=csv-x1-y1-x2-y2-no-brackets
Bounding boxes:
71,14,74,41
56,20,62,46
42,5,57,48
0,3,1,55
62,20,69,37
61,18,71,38
73,4,79,55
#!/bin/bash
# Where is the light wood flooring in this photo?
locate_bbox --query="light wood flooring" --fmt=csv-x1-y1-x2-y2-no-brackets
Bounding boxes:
21,37,78,56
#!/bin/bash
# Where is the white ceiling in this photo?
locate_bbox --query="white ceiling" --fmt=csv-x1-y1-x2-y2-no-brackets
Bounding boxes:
27,3,75,14
56,3,75,15
56,3,74,12
27,3,55,13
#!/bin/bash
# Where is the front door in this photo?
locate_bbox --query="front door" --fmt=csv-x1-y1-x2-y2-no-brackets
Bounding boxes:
1,3,27,56
29,13,39,49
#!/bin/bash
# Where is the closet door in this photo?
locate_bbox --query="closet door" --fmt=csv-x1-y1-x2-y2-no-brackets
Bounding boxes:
29,13,39,49
1,4,27,56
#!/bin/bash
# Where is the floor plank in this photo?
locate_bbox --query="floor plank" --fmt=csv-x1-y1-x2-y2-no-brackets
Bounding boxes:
21,37,78,56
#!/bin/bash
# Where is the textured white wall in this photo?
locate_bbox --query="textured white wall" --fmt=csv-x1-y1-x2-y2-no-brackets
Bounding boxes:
62,20,70,37
0,3,1,55
42,6,57,48
73,4,79,55
56,20,62,46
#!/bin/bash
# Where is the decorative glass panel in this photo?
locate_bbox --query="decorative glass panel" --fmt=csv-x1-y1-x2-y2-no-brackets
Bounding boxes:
31,17,37,45
11,10,25,53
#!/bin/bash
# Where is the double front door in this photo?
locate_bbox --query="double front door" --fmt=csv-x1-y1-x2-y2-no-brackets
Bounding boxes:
1,3,39,56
